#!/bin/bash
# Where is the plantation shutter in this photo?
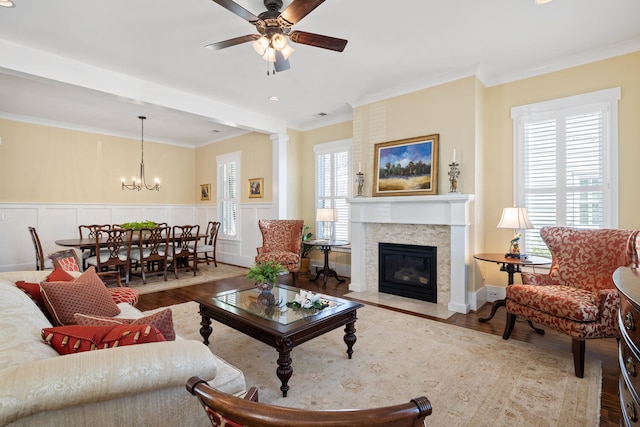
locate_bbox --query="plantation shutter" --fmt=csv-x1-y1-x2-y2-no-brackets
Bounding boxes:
217,152,240,238
513,88,619,257
315,140,352,241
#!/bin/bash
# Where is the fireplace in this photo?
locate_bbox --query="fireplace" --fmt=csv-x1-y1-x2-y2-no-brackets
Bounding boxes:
347,194,474,313
379,243,437,302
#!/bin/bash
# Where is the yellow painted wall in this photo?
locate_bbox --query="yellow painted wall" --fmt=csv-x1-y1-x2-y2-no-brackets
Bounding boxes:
481,51,640,286
0,119,194,204
195,132,273,204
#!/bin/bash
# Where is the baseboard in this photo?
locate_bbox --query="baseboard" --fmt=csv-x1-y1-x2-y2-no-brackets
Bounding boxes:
469,284,506,311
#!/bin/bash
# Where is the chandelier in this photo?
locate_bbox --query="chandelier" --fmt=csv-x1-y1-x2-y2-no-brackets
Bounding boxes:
121,116,160,191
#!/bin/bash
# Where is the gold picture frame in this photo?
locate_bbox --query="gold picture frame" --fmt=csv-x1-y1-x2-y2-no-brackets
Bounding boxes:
373,134,439,197
200,183,211,201
248,177,264,198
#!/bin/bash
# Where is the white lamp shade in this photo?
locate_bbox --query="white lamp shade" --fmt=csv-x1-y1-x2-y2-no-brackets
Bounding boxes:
497,207,533,229
317,208,338,222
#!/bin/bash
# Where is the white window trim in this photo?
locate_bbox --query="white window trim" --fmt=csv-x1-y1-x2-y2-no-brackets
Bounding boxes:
216,151,241,241
511,87,621,229
314,139,353,241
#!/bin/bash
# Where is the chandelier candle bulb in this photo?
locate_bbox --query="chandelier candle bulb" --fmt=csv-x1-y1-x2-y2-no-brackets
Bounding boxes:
453,149,456,163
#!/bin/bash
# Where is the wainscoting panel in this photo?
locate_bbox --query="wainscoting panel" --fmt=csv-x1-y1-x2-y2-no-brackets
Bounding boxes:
0,202,279,272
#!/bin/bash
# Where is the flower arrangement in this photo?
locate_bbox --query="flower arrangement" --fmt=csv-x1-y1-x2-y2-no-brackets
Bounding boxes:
245,261,288,290
120,220,158,230
286,289,335,310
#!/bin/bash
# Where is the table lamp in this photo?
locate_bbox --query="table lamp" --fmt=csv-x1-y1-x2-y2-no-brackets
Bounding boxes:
497,206,534,259
317,208,338,241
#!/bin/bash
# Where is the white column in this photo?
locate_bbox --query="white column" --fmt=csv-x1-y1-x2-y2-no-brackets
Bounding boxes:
270,133,289,219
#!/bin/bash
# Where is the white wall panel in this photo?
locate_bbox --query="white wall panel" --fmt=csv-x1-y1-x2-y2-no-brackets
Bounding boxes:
0,202,279,272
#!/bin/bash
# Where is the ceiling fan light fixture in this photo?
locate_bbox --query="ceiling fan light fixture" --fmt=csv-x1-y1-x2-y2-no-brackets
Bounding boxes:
252,36,269,55
280,44,294,60
271,33,288,51
262,47,276,62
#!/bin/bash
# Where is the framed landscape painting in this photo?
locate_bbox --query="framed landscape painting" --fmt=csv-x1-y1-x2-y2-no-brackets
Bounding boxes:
373,134,439,197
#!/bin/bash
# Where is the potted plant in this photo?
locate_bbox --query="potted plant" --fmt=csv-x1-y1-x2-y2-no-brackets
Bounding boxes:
300,225,315,274
246,261,287,291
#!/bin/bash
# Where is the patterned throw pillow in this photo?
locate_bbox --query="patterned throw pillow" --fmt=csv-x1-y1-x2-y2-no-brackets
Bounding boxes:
42,324,166,355
40,267,121,325
74,308,175,341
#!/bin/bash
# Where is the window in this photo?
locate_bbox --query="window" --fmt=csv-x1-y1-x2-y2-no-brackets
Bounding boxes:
217,152,240,239
512,88,620,256
315,139,352,241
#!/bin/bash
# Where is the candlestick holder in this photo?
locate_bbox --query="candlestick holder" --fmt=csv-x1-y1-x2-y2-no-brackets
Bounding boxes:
448,162,460,193
355,172,364,197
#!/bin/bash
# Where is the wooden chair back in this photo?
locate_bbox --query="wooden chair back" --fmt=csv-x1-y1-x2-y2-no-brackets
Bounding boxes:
28,226,45,270
93,228,133,285
186,376,432,427
169,224,200,278
135,226,170,283
47,249,81,272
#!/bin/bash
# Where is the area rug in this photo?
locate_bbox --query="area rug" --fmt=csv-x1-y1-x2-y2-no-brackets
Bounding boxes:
170,301,601,426
125,263,248,295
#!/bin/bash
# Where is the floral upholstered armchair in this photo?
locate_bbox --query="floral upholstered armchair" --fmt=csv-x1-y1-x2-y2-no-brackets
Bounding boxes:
503,226,638,377
256,220,304,287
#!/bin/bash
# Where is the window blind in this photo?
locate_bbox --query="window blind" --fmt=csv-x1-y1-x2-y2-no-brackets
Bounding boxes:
513,88,619,257
217,153,239,238
315,141,352,241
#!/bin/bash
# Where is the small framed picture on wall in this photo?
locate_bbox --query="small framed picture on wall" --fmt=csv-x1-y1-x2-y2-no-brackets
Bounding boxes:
200,183,211,201
248,177,264,198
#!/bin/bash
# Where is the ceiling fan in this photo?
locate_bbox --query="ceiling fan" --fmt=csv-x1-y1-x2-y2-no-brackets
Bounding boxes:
206,0,348,73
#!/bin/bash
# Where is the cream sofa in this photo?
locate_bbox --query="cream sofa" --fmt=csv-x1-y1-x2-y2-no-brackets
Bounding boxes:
0,271,246,427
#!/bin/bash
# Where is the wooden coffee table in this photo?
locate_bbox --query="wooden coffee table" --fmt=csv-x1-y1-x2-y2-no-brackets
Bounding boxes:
195,284,364,397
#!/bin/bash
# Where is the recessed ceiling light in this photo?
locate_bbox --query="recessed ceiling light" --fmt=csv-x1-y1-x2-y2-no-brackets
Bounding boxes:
313,112,328,118
209,129,220,133
268,96,279,101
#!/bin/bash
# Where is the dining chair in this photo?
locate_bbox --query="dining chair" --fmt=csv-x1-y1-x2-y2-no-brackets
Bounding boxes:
86,228,133,286
129,226,170,284
28,226,49,271
186,376,432,427
193,221,220,267
168,224,200,279
47,249,81,272
78,224,111,270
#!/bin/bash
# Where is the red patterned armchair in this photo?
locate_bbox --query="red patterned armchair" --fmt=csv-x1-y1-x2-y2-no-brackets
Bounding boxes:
503,226,637,377
256,220,304,287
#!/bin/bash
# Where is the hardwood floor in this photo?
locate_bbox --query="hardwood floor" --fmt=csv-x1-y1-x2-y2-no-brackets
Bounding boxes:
137,272,620,426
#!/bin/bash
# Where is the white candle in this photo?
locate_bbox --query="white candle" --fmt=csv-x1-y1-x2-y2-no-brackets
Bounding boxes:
358,161,362,173
452,149,456,163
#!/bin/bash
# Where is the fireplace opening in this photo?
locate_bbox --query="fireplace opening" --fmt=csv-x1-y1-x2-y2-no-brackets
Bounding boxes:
378,243,437,303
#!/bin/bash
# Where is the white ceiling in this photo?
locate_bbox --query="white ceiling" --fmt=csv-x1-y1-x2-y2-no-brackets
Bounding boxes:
0,0,639,147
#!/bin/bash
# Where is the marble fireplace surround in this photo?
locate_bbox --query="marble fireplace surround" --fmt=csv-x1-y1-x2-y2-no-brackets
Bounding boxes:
347,194,474,314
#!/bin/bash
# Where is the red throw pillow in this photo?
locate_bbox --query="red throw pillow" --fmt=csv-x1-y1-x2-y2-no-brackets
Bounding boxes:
40,267,120,326
46,267,75,282
15,281,45,308
42,324,166,355
74,308,175,341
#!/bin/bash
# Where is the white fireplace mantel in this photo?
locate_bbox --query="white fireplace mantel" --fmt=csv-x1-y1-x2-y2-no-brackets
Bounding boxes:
347,194,474,314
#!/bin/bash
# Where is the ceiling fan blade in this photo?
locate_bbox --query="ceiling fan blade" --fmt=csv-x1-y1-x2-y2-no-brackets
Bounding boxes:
211,0,260,23
274,51,291,72
279,0,325,25
205,34,260,51
289,31,348,52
